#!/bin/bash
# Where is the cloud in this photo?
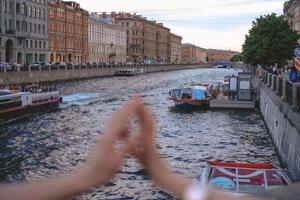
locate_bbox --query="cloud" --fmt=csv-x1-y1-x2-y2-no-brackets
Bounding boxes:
74,0,284,51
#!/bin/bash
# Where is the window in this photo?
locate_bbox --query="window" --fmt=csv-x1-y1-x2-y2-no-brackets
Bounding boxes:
39,41,41,48
16,20,20,31
44,41,46,48
35,41,37,48
16,3,20,13
33,7,36,18
21,4,25,15
30,40,33,48
38,9,41,19
29,23,32,32
9,1,12,13
38,24,41,33
41,9,44,19
26,40,28,48
28,6,32,17
42,25,45,34
4,1,7,12
34,23,37,33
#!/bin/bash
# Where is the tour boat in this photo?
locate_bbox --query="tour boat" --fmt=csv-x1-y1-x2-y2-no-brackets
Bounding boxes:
0,89,62,125
115,69,141,76
168,84,216,108
200,160,291,195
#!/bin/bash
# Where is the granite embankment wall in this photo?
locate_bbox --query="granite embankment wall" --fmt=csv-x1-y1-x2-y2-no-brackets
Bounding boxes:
0,64,210,86
254,71,300,181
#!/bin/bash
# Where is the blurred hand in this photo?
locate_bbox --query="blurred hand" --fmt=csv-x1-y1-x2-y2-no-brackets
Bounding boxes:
79,98,141,187
130,100,157,169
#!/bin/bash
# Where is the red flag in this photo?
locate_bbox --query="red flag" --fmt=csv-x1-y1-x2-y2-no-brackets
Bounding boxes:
295,57,300,71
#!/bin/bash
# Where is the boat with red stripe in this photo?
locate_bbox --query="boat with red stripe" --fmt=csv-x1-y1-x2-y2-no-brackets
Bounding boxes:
0,89,62,125
199,160,291,195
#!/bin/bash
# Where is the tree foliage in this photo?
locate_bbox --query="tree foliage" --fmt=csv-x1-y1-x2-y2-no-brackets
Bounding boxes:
230,54,242,62
242,13,300,67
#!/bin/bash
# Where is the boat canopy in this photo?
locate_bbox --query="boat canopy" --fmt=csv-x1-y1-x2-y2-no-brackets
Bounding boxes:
170,86,208,100
192,86,207,100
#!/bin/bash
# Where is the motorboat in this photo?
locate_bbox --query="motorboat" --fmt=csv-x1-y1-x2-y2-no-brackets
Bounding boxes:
200,161,291,195
168,84,217,108
0,89,62,125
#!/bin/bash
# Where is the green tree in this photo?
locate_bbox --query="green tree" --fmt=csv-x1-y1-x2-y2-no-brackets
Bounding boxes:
230,54,242,62
242,13,300,67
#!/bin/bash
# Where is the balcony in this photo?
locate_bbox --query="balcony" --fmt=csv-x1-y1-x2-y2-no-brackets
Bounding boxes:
16,31,29,38
5,29,15,35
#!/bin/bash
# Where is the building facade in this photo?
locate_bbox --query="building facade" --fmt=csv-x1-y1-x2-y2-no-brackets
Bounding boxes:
103,12,172,64
284,0,300,33
48,0,88,64
169,33,182,64
181,43,207,64
207,49,239,62
89,13,126,64
0,0,48,64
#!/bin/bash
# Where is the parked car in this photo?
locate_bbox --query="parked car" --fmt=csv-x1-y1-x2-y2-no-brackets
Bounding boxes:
67,63,74,69
92,62,98,68
0,63,12,71
55,62,66,69
30,62,43,70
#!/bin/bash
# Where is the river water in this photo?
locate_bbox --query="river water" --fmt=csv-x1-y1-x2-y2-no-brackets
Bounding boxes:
0,68,279,199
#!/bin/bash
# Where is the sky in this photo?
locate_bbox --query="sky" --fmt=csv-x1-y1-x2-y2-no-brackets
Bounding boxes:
75,0,285,52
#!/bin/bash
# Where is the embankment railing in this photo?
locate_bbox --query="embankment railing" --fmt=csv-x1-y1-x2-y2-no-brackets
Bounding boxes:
258,69,300,111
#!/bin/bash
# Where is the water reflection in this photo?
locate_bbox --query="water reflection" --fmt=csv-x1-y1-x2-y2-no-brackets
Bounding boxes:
0,68,279,199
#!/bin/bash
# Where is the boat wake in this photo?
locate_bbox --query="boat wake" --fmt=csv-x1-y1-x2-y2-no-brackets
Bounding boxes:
60,92,101,107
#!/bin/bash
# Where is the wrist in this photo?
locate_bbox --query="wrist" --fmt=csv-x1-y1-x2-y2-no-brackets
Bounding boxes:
183,181,210,200
76,167,105,189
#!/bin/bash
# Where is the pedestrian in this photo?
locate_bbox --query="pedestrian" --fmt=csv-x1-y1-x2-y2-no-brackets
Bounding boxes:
282,66,290,80
272,63,278,75
256,65,263,79
289,67,298,83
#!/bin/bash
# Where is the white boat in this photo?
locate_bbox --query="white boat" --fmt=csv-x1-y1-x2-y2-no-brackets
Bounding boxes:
115,68,141,76
200,161,291,195
0,89,62,125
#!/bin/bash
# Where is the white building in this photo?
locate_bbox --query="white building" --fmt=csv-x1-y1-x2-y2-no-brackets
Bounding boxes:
0,0,48,64
88,13,126,64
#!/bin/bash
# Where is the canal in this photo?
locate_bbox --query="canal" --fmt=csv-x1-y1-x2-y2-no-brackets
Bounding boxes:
0,68,279,199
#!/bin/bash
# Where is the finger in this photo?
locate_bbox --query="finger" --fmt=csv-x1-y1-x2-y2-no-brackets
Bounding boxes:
136,102,155,139
112,138,133,167
102,96,142,146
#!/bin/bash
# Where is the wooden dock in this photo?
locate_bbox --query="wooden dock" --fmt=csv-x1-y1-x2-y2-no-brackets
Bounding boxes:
210,99,256,109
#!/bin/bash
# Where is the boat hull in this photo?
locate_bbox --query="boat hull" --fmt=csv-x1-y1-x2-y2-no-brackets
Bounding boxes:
173,99,210,108
0,100,59,126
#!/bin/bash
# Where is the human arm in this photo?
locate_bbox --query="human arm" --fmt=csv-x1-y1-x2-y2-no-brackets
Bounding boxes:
131,102,265,200
0,98,140,200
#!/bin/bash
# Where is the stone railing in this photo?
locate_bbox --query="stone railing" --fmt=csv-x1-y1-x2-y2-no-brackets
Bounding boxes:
260,70,300,111
0,63,204,73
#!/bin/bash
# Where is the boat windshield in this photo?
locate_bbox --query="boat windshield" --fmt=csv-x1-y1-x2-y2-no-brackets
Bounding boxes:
208,166,289,194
